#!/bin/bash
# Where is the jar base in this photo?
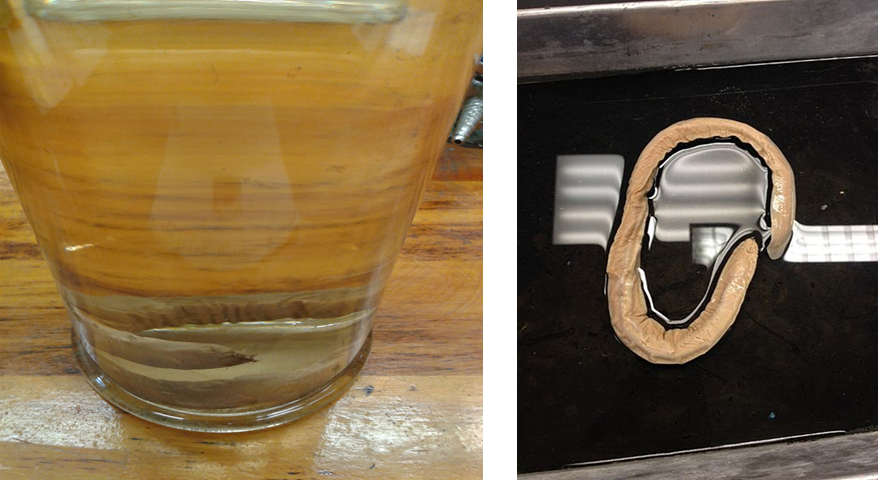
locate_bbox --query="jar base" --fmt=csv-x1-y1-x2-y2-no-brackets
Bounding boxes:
72,328,371,432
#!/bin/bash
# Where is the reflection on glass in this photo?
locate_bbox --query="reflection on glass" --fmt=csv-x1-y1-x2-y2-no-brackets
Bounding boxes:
553,154,624,249
640,142,769,326
691,226,735,266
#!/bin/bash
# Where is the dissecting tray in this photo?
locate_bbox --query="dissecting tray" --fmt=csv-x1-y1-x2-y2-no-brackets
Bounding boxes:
518,56,878,473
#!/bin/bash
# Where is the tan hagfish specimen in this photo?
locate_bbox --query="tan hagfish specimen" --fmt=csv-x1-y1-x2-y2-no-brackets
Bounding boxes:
606,118,796,364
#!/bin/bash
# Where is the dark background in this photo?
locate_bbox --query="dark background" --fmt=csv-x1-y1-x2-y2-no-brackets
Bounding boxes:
518,57,878,473
518,0,652,9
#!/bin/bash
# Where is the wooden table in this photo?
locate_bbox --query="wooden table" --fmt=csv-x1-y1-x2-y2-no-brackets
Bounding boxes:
0,147,483,479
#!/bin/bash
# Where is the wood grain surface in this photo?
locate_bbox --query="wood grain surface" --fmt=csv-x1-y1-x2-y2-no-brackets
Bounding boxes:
0,146,483,479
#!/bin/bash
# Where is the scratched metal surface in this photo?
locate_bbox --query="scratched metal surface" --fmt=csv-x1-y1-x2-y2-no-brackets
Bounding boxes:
0,146,483,479
518,57,878,473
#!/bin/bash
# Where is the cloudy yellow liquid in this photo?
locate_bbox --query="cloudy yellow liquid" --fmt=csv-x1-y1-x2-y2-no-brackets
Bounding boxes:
0,0,481,420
